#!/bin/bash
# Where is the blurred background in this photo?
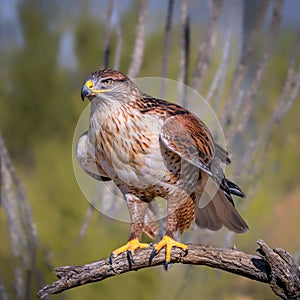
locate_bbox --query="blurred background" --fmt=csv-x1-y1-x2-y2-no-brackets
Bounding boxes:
0,0,300,299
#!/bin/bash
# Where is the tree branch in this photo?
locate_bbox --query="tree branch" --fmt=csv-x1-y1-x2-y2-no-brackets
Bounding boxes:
222,0,270,125
177,0,190,105
127,0,149,78
161,0,175,79
102,0,114,68
191,0,222,91
37,240,300,299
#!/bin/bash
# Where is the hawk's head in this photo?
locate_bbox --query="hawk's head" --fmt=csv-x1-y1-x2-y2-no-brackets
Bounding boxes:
81,69,140,102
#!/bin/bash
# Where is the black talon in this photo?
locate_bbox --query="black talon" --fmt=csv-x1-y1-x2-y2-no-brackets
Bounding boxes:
109,253,114,264
184,248,188,256
164,261,169,271
127,250,134,265
149,248,157,264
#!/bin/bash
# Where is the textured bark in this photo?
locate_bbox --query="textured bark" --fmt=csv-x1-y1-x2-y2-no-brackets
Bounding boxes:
37,240,300,299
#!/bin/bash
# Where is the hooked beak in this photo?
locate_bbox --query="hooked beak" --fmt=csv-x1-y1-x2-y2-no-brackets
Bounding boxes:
81,84,91,101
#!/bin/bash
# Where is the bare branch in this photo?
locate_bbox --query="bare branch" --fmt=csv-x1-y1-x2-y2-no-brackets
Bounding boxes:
77,203,95,238
113,4,122,70
159,0,175,99
257,241,300,300
277,34,300,120
13,267,25,300
274,33,300,111
191,0,222,91
161,0,175,79
206,18,232,106
227,0,284,144
0,132,38,256
0,276,8,300
37,240,300,300
0,131,40,298
240,32,300,170
283,64,300,116
177,0,190,104
222,0,270,125
77,184,108,239
103,0,114,68
127,0,149,78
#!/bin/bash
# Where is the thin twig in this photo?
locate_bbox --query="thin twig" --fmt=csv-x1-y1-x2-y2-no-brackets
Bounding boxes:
78,203,95,238
240,32,300,170
282,66,300,116
206,18,232,106
127,0,149,78
227,0,284,145
177,0,190,104
208,0,241,110
191,0,222,91
245,61,300,180
113,4,122,70
159,0,175,99
0,275,8,300
13,267,25,300
103,0,114,68
222,0,270,125
0,132,38,255
161,0,175,79
0,131,40,298
278,37,300,118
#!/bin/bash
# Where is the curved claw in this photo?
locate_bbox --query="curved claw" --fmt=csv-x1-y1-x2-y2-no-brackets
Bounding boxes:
127,250,134,264
149,247,157,264
109,253,114,264
110,238,150,265
149,235,188,269
164,260,169,271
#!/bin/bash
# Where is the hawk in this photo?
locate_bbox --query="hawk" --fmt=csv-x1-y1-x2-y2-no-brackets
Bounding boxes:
78,69,248,269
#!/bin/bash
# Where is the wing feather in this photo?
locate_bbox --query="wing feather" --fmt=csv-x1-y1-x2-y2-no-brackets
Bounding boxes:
76,131,111,181
160,114,215,176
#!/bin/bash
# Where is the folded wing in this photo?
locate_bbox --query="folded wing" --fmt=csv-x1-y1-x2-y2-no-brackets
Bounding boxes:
76,131,111,181
160,113,248,233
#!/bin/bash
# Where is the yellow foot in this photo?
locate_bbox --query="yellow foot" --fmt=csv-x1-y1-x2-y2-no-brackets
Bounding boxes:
150,235,188,270
109,238,149,264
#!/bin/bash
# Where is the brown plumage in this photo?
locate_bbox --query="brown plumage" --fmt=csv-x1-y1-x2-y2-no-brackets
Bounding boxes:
77,69,248,268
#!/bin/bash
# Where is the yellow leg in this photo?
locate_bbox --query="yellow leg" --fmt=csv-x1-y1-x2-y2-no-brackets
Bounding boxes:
110,238,149,264
150,235,188,270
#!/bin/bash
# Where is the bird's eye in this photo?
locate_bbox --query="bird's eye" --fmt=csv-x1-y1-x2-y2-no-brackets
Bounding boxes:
101,78,113,86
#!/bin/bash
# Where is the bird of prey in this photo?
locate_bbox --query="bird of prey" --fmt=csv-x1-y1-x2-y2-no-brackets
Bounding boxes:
78,69,248,269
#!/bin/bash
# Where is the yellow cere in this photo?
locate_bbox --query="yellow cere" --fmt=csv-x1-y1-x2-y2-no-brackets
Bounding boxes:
86,80,93,89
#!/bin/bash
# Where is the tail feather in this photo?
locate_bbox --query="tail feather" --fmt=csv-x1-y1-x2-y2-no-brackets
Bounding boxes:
195,200,223,231
195,190,248,233
213,190,248,233
195,174,248,233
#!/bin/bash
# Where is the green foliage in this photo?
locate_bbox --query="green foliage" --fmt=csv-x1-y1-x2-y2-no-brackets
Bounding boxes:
0,0,80,163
